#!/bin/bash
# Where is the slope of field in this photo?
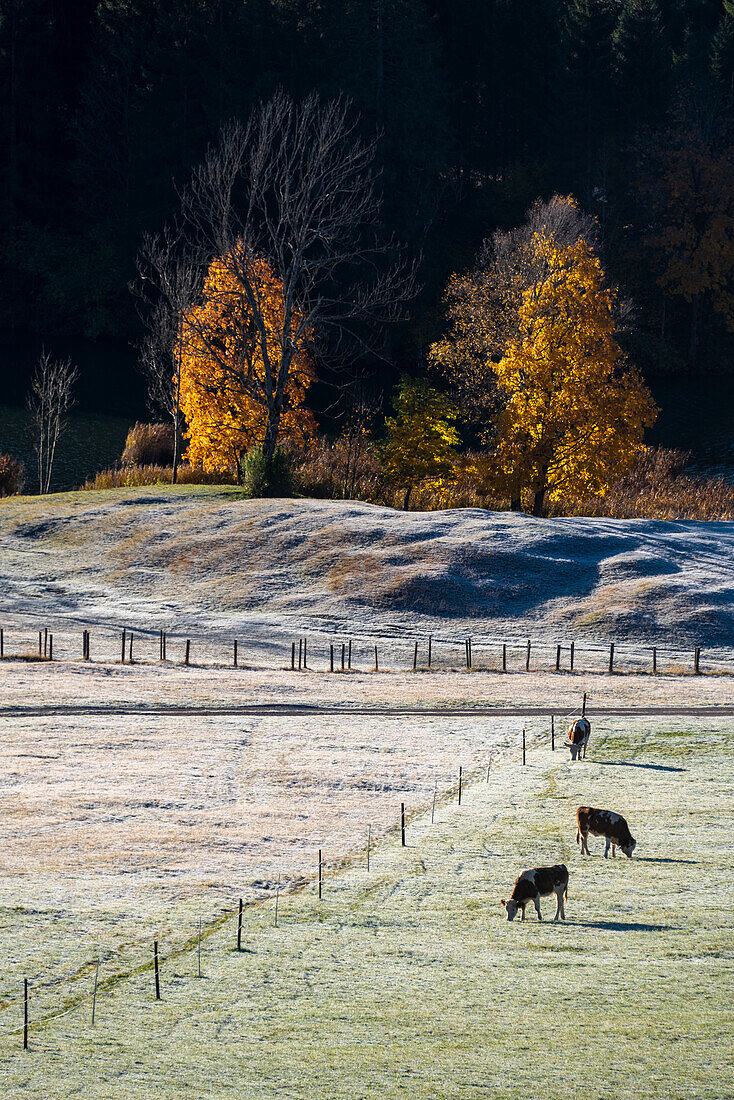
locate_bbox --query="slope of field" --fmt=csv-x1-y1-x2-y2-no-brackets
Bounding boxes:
1,719,732,1100
1,486,733,649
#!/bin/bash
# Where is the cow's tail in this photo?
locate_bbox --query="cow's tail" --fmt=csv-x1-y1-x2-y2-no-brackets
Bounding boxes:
565,882,568,900
575,827,580,846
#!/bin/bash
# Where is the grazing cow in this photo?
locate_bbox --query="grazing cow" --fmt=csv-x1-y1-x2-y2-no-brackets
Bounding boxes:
500,864,568,922
566,717,591,760
576,806,636,858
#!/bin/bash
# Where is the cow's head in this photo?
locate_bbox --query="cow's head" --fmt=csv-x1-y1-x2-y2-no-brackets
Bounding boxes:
622,838,637,858
500,898,519,921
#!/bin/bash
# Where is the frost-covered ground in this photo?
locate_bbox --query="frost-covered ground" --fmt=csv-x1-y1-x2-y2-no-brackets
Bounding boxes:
1,719,732,1099
1,486,733,656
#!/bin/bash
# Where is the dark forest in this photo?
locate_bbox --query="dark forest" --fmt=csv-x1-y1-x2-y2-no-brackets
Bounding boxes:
1,0,733,412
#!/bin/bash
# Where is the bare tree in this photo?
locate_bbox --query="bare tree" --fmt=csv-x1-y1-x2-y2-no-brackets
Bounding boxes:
27,351,79,494
181,90,416,468
135,226,201,483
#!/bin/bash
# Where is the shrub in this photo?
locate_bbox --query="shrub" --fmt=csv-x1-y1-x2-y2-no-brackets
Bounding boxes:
121,423,175,467
0,454,25,497
83,465,236,490
242,446,294,497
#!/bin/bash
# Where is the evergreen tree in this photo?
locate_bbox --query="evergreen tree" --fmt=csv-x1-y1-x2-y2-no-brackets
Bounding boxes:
614,0,672,130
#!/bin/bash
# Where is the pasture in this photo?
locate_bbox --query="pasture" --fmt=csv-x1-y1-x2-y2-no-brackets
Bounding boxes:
1,713,731,1099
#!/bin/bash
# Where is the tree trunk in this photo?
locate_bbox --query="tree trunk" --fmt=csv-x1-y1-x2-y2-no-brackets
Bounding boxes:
171,410,180,485
689,294,700,367
510,496,522,512
403,485,412,510
531,486,546,517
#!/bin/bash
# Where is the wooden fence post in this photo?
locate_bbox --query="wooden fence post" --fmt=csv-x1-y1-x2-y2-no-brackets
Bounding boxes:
570,641,575,671
609,642,615,674
128,633,133,663
318,850,322,899
652,647,657,674
428,634,432,668
413,641,418,671
38,630,42,657
401,803,406,846
522,727,526,766
551,715,555,751
274,879,281,928
303,638,307,669
291,642,296,670
694,647,701,674
341,643,345,671
582,692,587,716
91,959,99,1026
502,643,507,672
184,639,190,666
468,637,472,668
525,639,531,671
121,629,126,664
162,632,166,661
23,978,28,1050
465,640,470,669
330,644,334,672
237,898,243,950
374,645,378,671
555,644,561,671
48,634,52,661
348,639,352,670
298,638,302,670
44,628,48,657
367,825,371,872
458,766,462,805
234,640,238,667
154,941,160,1000
0,627,4,659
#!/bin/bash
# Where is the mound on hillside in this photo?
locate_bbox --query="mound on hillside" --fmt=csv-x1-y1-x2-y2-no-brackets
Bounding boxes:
1,488,733,647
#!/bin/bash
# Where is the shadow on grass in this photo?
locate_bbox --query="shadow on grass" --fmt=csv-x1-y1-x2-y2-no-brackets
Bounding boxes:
565,920,676,932
635,856,698,865
599,761,686,773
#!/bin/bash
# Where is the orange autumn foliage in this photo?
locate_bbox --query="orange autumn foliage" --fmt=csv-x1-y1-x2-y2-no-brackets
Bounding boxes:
179,248,316,477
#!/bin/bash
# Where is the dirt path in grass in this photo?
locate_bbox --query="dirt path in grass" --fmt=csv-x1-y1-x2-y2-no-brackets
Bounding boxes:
3,701,734,717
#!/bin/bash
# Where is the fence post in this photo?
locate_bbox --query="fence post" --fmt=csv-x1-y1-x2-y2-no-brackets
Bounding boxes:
555,644,561,671
348,639,352,670
318,850,322,899
38,630,42,657
303,638,307,669
458,766,462,805
23,978,28,1050
237,898,243,951
234,640,238,667
522,727,526,766
128,633,133,663
0,627,3,659
298,638,302,670
162,632,166,661
401,803,406,846
48,634,52,661
652,646,657,675
374,645,378,671
468,637,472,668
502,643,507,672
154,941,160,1000
91,959,99,1026
184,639,190,666
582,692,587,716
694,647,701,674
121,629,126,664
413,641,418,671
551,715,555,751
291,642,295,670
341,644,345,671
330,644,334,673
428,634,432,668
44,628,48,657
525,639,531,671
367,825,371,872
570,641,575,671
609,642,615,674
431,779,437,823
197,917,202,977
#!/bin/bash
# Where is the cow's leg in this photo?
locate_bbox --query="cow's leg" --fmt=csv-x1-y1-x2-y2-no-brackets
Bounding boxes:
583,738,588,758
581,831,590,855
534,895,542,921
520,904,526,921
604,837,611,858
553,889,562,921
611,843,616,858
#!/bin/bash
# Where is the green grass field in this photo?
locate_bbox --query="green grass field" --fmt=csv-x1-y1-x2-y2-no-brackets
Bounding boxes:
1,719,731,1099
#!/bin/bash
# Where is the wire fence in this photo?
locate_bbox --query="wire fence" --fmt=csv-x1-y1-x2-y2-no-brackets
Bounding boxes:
2,621,732,677
0,710,576,1048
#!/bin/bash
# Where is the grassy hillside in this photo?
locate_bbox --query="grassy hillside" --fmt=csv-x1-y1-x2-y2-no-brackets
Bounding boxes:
1,486,733,648
1,719,731,1099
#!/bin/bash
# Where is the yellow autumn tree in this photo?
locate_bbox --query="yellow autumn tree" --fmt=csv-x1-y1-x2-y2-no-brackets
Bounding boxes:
179,247,316,479
380,379,460,509
490,232,657,515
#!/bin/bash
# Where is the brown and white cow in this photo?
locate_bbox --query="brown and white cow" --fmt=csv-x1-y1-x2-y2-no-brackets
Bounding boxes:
566,717,591,761
576,806,636,858
500,864,568,922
